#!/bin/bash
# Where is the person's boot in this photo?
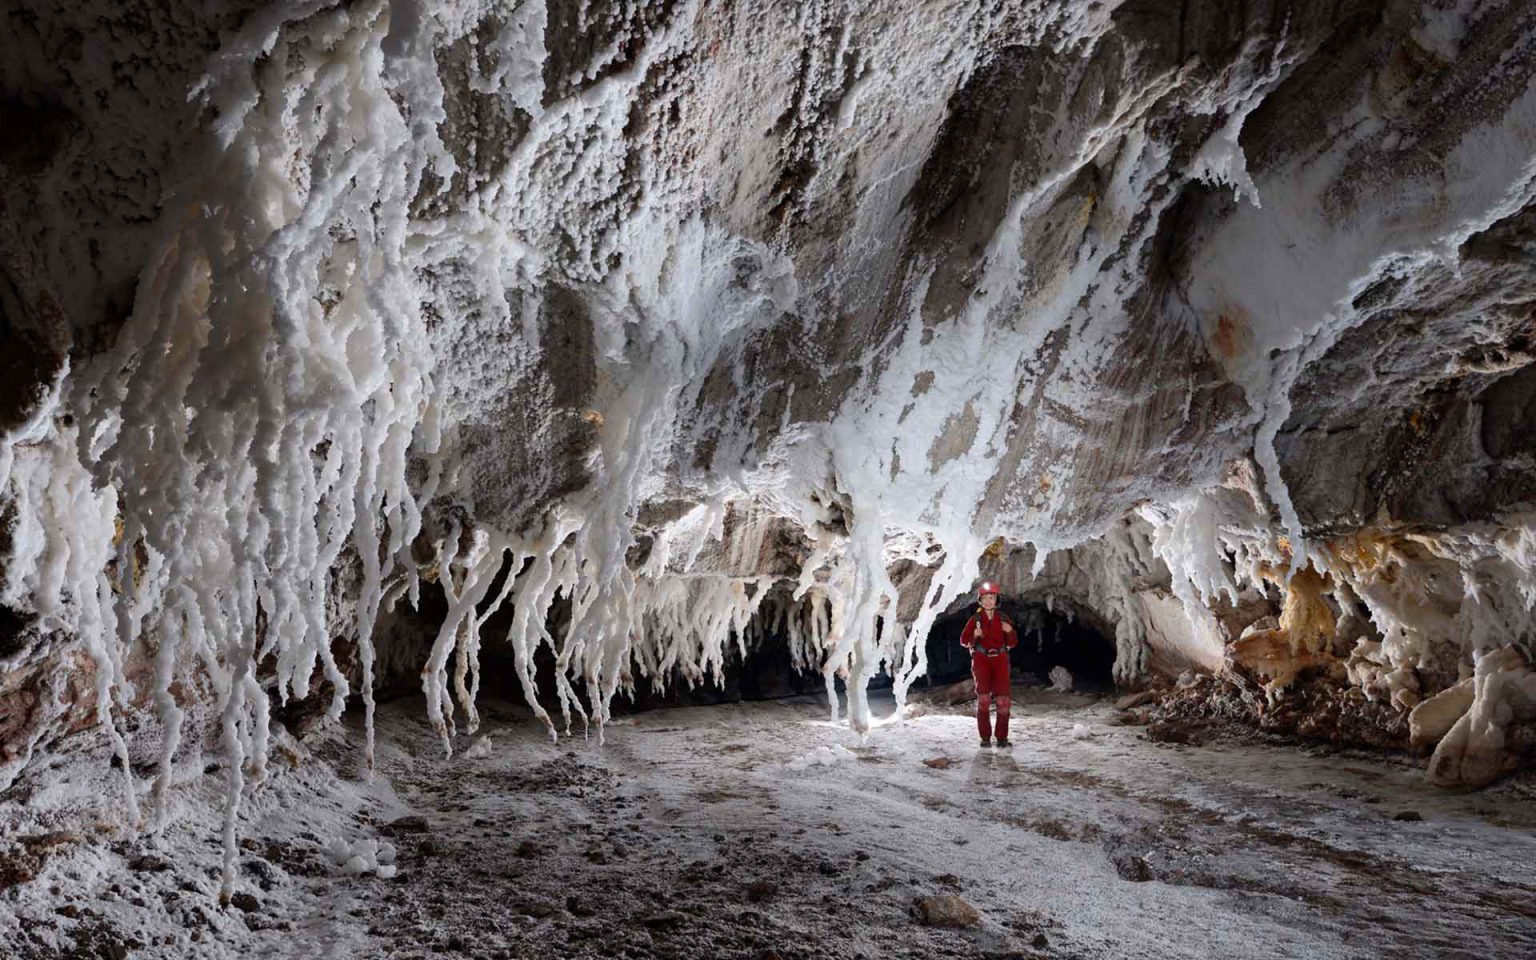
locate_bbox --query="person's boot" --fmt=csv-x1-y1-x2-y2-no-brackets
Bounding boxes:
996,738,1012,748
979,737,992,747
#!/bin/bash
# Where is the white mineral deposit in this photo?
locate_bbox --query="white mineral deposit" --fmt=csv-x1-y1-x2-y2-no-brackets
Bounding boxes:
1,2,1534,958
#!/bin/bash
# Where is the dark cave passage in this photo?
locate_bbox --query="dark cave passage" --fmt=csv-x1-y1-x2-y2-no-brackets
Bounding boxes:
925,600,1117,691
370,574,1122,724
377,577,1133,719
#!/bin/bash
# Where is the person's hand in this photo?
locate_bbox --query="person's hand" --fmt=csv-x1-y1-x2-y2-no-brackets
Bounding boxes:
1002,622,1013,634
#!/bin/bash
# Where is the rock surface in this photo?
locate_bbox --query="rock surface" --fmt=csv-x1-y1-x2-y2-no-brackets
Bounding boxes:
911,894,981,929
1409,678,1476,753
1,0,1535,805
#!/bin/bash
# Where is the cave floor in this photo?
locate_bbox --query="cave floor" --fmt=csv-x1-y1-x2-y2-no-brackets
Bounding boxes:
3,689,1535,960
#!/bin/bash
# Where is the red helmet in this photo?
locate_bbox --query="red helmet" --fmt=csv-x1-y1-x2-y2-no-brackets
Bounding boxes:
978,581,1000,597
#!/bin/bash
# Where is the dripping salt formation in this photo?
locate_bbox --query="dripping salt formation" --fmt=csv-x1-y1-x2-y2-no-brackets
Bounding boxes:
0,0,1534,941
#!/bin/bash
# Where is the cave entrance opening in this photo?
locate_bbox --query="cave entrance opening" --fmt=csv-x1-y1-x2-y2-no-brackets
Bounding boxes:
923,598,1116,692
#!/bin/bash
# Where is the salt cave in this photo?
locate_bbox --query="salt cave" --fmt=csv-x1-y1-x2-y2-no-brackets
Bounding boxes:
2,0,1535,957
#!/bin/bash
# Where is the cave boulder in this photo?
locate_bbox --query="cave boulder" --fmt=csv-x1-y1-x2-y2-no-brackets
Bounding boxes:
1408,677,1475,753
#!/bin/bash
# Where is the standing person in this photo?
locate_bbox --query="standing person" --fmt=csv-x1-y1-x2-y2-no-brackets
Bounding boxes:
961,581,1016,747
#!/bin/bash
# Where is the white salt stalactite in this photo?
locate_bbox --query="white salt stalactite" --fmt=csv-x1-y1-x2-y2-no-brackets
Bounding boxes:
627,574,776,696
31,3,454,896
892,532,981,713
0,414,142,812
421,526,512,758
499,511,581,741
794,504,901,734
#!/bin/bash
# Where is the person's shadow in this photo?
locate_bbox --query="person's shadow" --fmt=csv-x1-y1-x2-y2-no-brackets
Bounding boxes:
966,746,1021,789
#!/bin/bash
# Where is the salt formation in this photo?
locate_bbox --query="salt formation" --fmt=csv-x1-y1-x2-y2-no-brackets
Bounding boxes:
325,836,399,880
2,0,1536,897
785,744,856,771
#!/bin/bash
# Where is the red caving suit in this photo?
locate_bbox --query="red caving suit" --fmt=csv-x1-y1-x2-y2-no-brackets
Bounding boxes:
961,609,1016,740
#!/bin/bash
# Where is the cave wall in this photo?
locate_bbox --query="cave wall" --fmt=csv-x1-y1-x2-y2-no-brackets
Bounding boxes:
0,0,1533,820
